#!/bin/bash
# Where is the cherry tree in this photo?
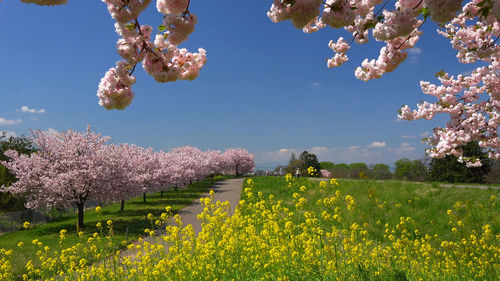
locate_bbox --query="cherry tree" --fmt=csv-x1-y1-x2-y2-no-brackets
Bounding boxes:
221,148,255,176
0,127,112,230
105,143,145,211
167,146,205,188
120,144,160,203
267,0,499,166
205,149,224,178
6,0,500,165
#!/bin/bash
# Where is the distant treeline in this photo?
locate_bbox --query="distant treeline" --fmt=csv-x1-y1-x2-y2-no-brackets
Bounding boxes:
272,143,500,184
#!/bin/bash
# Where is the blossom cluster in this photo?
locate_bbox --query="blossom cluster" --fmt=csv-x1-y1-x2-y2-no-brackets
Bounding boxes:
268,0,499,165
398,1,499,166
97,0,207,110
19,0,67,5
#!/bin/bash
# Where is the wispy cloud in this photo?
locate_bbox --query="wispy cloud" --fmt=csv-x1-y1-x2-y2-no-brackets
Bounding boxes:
19,106,46,114
309,82,321,87
1,131,17,138
255,141,425,167
409,47,422,63
0,118,22,126
43,128,59,136
419,131,431,138
408,47,422,55
387,142,416,156
400,135,416,139
367,141,386,148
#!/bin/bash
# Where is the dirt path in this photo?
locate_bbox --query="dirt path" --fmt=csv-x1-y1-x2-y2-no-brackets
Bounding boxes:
120,178,244,259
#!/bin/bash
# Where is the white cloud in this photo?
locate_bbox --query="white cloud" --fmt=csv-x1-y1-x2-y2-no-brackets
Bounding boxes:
255,146,384,166
311,146,329,153
255,141,426,167
408,47,422,55
419,131,431,138
1,131,17,138
20,106,46,114
460,69,475,76
400,135,416,139
0,118,22,126
43,128,59,136
309,82,321,87
387,142,416,156
367,141,387,148
409,47,422,63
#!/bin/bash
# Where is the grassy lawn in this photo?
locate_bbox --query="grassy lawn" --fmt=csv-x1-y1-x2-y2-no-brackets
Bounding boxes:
253,176,500,240
313,176,500,188
231,176,500,280
0,175,232,277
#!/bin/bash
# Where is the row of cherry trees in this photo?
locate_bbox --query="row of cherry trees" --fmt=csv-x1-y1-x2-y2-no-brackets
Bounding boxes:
0,127,254,230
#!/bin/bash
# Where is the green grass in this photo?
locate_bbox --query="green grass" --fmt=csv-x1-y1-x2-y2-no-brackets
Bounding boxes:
236,176,500,280
250,176,500,242
0,175,233,277
315,176,500,187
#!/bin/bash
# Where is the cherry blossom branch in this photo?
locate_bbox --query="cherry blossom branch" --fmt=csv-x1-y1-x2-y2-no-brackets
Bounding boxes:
374,0,391,17
396,18,427,50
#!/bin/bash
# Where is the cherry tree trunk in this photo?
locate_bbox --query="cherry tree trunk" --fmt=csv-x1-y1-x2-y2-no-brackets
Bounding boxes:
120,200,125,212
143,192,146,203
76,202,84,231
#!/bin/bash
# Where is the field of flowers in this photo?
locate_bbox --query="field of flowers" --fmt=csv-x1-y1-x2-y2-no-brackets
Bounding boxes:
1,176,499,280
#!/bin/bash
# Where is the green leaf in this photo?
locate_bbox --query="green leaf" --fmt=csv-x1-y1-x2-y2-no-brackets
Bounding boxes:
363,21,377,30
434,69,446,78
158,25,166,32
125,22,136,31
418,7,430,20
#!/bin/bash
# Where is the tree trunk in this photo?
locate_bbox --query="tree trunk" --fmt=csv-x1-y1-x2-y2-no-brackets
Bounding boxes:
161,190,163,198
143,192,146,203
120,200,125,212
76,202,84,231
236,165,240,176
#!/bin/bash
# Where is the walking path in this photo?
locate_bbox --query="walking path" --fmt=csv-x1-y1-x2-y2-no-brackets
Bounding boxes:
120,178,244,258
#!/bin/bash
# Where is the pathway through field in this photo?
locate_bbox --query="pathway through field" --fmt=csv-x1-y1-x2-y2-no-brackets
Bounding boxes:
120,178,244,258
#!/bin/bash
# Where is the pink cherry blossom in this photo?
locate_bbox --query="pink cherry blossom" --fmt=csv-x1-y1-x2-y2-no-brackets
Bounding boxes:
97,61,136,110
220,148,255,176
157,0,189,15
20,0,67,5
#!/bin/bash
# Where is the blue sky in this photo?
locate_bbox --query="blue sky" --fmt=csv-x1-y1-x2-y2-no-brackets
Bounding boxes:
0,1,474,169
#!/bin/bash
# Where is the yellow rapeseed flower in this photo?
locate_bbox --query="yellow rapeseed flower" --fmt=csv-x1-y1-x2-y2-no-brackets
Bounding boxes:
23,221,31,229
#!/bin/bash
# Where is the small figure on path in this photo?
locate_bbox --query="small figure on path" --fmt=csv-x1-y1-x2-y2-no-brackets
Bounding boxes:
295,168,300,178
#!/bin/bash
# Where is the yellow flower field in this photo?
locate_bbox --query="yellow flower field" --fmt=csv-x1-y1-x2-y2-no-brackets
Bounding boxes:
1,177,499,280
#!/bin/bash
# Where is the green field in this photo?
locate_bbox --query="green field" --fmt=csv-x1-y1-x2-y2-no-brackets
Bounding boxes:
256,176,500,241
